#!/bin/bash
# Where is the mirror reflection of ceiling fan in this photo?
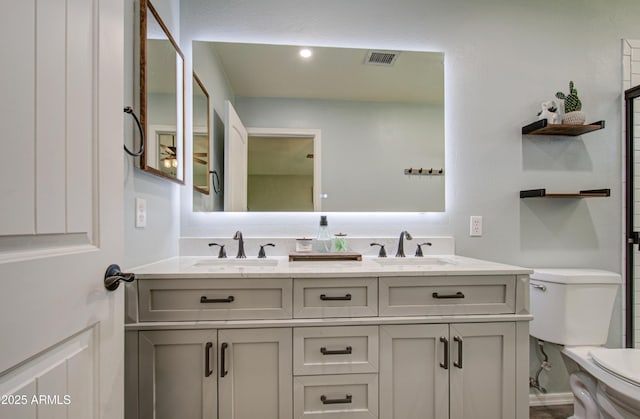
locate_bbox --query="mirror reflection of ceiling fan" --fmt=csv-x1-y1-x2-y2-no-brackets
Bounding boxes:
161,144,178,168
193,152,207,165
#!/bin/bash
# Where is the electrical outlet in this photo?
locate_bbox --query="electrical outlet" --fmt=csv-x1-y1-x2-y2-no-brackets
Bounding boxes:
135,197,147,228
470,216,482,237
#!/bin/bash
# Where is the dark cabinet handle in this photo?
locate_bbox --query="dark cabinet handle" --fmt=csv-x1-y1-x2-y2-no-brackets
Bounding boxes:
320,293,352,301
432,291,465,299
320,346,352,355
220,342,228,377
320,394,352,405
454,336,463,369
200,296,235,303
440,337,449,369
205,342,213,377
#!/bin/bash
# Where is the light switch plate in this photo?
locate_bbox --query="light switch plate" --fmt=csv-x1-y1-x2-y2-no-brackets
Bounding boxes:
135,197,147,228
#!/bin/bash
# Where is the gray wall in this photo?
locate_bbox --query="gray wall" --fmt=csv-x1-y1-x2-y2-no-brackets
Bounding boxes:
179,0,632,263
119,0,640,396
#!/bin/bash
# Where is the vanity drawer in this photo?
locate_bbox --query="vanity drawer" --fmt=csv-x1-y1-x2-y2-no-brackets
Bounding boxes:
294,374,378,419
138,278,292,321
293,326,379,375
293,278,378,318
379,275,515,316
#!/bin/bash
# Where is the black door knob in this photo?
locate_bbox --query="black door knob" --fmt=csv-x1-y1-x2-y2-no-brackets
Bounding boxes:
104,264,135,291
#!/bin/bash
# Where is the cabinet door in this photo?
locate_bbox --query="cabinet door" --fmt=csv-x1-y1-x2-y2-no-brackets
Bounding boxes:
138,329,217,419
218,328,293,419
449,322,516,419
379,324,450,419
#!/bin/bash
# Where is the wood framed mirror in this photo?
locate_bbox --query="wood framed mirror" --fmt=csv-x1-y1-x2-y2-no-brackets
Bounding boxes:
192,72,211,195
139,0,185,184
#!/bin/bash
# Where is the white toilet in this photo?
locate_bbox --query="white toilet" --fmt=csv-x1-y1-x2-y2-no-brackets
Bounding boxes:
529,268,640,419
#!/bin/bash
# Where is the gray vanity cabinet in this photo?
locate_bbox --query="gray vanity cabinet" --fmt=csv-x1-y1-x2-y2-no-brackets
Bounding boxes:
135,328,292,419
218,328,292,419
138,329,217,419
379,322,516,419
127,269,530,419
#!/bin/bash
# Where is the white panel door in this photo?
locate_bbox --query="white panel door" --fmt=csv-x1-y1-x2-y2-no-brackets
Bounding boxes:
0,0,124,418
224,100,248,211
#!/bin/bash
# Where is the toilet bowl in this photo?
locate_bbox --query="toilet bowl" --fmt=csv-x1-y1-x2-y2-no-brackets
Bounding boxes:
528,269,640,419
563,347,640,419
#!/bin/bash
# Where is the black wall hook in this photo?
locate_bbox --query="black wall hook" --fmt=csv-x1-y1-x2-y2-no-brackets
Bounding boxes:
124,106,145,157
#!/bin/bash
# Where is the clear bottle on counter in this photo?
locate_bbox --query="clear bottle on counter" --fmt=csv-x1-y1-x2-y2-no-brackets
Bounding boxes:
316,215,332,252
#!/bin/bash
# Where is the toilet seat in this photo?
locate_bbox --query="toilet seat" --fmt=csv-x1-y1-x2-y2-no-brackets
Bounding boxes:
590,349,640,387
563,347,640,402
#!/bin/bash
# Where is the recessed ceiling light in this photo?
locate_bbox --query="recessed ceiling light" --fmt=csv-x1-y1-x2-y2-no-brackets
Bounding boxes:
299,48,312,58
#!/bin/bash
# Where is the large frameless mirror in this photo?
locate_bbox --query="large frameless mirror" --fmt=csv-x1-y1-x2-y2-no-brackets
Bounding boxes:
192,41,444,212
139,0,185,184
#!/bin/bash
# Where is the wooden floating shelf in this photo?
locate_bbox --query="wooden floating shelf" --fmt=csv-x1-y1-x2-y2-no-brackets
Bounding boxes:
520,188,610,199
522,120,605,136
289,252,362,262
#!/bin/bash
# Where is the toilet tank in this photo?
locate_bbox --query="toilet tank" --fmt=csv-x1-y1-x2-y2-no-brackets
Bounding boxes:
529,269,621,346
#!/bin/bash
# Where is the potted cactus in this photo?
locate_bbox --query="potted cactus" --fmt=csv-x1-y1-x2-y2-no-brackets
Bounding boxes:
556,81,586,124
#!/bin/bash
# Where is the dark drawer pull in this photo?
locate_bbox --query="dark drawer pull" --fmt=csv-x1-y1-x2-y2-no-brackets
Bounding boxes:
454,336,463,369
440,337,449,370
200,296,235,303
320,346,352,355
205,342,213,377
432,291,465,299
320,293,352,301
320,394,352,405
220,342,228,378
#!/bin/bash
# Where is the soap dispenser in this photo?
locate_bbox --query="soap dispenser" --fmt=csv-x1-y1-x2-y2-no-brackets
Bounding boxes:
316,215,332,253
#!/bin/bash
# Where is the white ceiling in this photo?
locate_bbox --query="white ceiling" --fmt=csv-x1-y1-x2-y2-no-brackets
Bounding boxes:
209,42,444,104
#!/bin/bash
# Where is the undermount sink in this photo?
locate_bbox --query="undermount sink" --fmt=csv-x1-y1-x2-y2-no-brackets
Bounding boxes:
193,258,279,267
372,257,451,266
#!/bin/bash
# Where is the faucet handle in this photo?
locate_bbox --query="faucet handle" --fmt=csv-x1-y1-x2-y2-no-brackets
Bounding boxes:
258,243,275,258
208,242,227,258
370,243,387,258
415,242,432,257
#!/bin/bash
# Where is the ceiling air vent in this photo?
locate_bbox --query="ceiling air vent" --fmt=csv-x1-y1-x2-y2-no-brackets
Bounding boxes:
364,50,400,66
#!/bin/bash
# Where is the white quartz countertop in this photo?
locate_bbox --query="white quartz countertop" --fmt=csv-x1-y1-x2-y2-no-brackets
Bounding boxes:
130,255,532,279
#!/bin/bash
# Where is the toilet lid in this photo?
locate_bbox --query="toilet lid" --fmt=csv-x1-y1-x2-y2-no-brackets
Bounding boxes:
590,349,640,387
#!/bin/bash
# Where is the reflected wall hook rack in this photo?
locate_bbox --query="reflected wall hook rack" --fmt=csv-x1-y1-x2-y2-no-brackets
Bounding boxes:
124,106,145,157
404,168,444,176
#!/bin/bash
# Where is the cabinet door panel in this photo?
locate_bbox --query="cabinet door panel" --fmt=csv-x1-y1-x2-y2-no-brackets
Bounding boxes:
138,329,217,419
379,324,449,419
449,322,516,419
218,328,292,419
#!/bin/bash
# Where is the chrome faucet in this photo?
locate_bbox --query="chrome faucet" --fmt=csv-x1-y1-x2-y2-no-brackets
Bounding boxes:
395,230,413,257
233,231,246,258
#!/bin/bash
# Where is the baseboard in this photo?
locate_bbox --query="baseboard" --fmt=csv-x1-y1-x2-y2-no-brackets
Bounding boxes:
529,392,574,407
